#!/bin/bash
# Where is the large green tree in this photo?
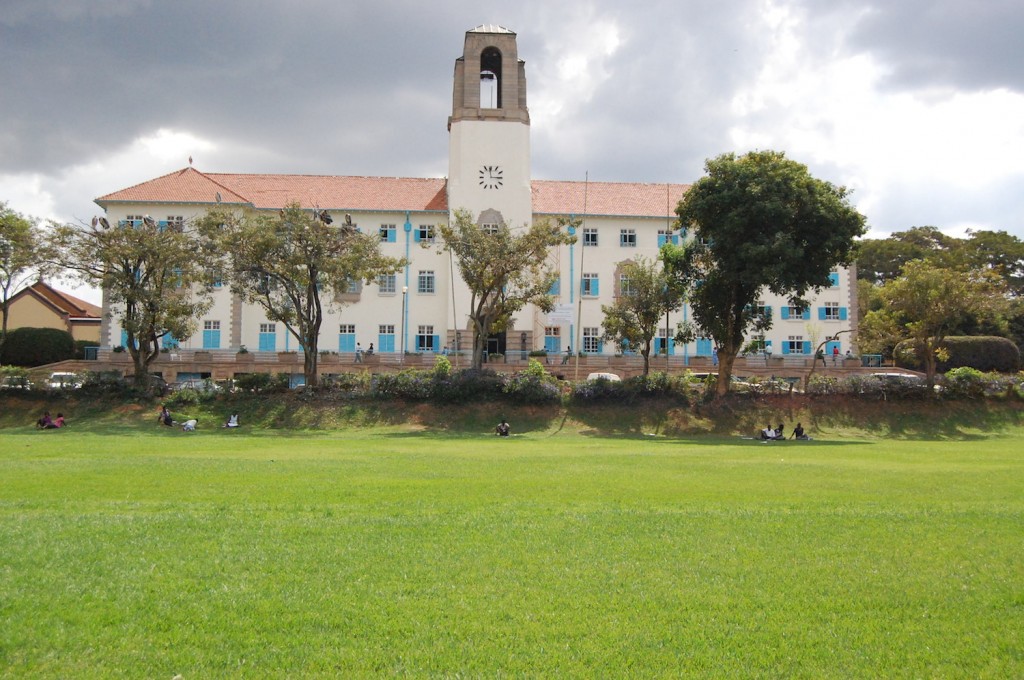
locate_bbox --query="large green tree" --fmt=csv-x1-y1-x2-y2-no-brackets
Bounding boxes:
0,203,45,363
199,204,404,387
859,260,1008,388
857,228,1024,349
600,256,684,376
440,209,575,370
664,150,866,397
49,215,216,388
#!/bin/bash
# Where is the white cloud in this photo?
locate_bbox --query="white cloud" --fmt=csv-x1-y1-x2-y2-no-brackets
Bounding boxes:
727,0,1024,233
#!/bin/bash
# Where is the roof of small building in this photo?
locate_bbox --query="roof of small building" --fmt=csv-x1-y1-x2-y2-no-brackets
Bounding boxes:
11,281,102,319
96,167,689,219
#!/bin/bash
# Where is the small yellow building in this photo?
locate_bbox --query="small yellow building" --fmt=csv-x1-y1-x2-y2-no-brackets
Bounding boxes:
7,281,102,343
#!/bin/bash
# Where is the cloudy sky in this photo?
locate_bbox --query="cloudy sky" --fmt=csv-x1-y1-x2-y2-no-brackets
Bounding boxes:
3,0,1023,303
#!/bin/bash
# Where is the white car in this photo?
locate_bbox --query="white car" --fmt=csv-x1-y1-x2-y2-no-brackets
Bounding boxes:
48,372,82,389
586,372,622,382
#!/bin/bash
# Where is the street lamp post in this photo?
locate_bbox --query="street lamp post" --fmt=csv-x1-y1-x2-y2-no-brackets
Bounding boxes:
401,286,408,364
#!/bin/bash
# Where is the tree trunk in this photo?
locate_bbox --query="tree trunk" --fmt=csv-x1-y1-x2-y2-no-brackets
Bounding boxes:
715,350,738,397
304,350,319,387
641,343,651,376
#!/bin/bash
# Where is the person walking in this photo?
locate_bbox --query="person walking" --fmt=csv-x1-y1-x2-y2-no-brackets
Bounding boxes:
355,343,363,363
561,345,572,365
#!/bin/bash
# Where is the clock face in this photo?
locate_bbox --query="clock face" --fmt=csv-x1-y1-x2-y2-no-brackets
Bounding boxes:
478,165,504,190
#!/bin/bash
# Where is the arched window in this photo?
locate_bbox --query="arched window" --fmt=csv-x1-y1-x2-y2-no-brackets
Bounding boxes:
479,47,502,108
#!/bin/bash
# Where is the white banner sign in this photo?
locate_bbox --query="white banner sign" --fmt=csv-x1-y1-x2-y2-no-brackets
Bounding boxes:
547,304,575,324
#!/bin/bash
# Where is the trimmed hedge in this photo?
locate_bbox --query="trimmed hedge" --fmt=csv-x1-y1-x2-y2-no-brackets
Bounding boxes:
1,327,76,366
895,336,1020,373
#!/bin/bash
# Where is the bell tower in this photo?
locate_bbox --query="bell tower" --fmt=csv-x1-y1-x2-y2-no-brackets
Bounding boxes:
447,25,532,230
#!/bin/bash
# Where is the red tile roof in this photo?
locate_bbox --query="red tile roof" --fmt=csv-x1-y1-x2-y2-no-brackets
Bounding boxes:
532,180,689,218
97,168,689,218
13,281,102,318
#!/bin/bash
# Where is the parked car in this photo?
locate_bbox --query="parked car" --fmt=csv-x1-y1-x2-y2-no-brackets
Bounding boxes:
172,378,221,393
586,372,622,382
0,375,32,390
48,372,82,389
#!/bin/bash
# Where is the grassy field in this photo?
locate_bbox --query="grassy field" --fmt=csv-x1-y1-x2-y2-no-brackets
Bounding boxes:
1,404,1023,677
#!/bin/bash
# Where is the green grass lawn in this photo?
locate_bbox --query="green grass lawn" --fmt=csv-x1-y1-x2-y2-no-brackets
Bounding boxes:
1,419,1022,677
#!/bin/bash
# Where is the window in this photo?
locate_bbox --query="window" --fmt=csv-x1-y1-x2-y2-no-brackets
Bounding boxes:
482,223,500,235
583,228,598,247
619,274,635,297
824,302,841,321
581,273,599,296
786,335,806,354
345,278,361,294
202,320,221,349
544,326,561,354
416,224,435,243
123,214,143,228
656,328,673,355
754,302,771,322
377,274,396,294
258,323,276,352
583,327,602,353
163,215,184,232
782,305,807,320
619,228,637,247
417,270,435,294
416,325,436,352
657,229,678,247
338,324,356,352
829,271,840,288
378,324,396,353
379,224,396,242
548,277,561,296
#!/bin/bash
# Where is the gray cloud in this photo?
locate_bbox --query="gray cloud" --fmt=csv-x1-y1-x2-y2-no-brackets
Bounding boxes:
1,0,1023,238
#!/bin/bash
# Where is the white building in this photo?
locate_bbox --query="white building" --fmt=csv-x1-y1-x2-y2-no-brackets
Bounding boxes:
96,25,856,365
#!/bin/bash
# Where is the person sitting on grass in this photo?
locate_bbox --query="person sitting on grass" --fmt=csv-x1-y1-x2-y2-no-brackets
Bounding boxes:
791,423,810,440
36,411,55,429
223,413,239,428
495,418,510,437
158,405,173,427
773,422,786,440
760,424,776,440
53,413,65,428
182,418,198,432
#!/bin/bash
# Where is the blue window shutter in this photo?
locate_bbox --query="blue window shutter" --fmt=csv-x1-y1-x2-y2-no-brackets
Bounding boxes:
781,307,790,320
668,338,675,354
388,229,396,243
818,307,827,321
597,339,604,354
432,335,440,352
839,307,848,321
338,334,355,352
549,278,560,296
657,234,667,247
413,230,421,243
259,332,275,352
782,343,790,355
829,272,839,287
765,305,772,319
120,329,129,348
593,279,600,296
803,341,811,354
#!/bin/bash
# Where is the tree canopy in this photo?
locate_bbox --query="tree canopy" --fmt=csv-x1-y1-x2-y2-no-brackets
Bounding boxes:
858,261,1009,388
48,215,216,388
0,202,45,363
664,150,866,396
199,204,404,387
600,256,684,376
439,209,575,370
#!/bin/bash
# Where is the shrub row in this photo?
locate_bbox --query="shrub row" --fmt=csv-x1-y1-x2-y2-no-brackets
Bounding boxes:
1,328,76,366
807,371,1022,400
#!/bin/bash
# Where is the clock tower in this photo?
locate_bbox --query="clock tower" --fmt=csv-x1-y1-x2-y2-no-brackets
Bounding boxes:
447,25,532,230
